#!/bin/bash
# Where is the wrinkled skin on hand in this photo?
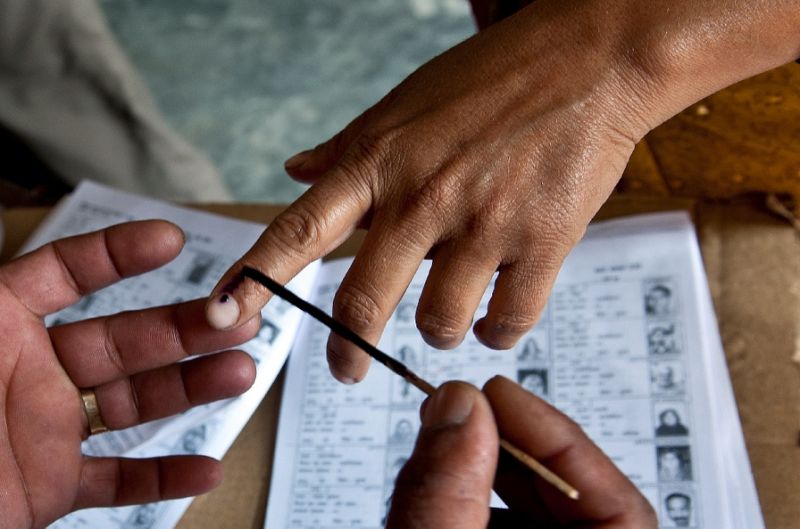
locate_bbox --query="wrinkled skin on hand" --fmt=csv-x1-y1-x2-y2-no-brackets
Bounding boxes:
0,221,258,528
208,0,800,384
209,0,651,382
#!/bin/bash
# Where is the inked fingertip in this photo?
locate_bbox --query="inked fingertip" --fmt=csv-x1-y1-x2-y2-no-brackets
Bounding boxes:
206,293,240,329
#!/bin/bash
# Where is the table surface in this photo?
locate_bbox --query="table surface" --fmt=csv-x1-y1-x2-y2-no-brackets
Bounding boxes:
2,196,798,529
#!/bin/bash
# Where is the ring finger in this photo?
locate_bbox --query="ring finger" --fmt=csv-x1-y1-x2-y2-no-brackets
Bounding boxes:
415,241,498,349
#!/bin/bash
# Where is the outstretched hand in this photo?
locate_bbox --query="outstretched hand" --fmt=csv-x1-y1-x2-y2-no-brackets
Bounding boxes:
206,0,651,384
385,377,657,528
0,221,259,528
206,0,800,386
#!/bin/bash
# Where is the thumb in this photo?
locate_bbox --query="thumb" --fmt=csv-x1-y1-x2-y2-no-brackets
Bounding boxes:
386,382,498,529
284,109,372,184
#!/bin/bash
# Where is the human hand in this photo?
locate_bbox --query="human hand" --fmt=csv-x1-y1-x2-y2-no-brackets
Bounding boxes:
385,377,657,528
207,0,650,384
0,221,259,528
207,0,800,385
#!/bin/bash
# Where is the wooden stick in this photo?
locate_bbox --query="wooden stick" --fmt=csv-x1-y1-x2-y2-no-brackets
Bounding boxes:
242,266,580,501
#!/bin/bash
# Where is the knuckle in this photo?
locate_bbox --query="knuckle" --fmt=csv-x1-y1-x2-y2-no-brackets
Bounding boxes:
416,309,467,347
490,309,539,337
268,206,327,256
344,129,401,177
353,129,396,162
412,168,461,215
462,207,502,243
332,284,384,332
540,191,590,246
521,216,573,256
331,129,403,196
513,227,572,277
126,376,144,423
102,318,128,376
558,420,586,443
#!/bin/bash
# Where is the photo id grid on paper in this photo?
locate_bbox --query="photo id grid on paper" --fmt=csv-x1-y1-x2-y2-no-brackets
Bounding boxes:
19,182,321,529
264,213,764,529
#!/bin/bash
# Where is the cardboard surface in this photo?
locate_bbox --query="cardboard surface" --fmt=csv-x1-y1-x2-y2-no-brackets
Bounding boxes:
2,197,798,529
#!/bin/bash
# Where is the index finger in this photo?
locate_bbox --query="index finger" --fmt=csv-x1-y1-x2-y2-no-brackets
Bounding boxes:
205,174,371,330
0,220,184,316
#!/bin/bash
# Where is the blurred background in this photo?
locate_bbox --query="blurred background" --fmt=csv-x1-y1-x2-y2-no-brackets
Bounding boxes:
99,0,474,202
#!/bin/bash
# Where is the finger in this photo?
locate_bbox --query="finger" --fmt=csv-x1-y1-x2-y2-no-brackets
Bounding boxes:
386,382,497,529
284,107,372,183
473,257,557,349
206,173,372,330
73,455,222,510
483,376,656,524
415,243,497,349
50,299,260,388
92,350,256,431
326,215,431,383
0,220,184,316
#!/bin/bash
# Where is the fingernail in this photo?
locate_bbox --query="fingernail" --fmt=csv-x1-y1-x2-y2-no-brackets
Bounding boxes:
419,396,431,420
329,360,359,385
326,336,362,385
207,293,240,329
284,150,312,171
423,383,475,428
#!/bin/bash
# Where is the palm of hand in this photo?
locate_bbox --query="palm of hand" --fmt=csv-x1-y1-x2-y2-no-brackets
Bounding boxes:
0,221,259,529
0,298,84,527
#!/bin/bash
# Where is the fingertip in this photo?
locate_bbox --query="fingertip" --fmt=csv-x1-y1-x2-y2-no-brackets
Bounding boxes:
206,293,241,330
418,328,466,350
387,381,496,528
326,334,371,384
284,149,313,173
104,220,186,275
194,456,224,492
285,149,328,185
422,381,481,429
227,350,258,393
482,374,513,392
472,317,523,350
157,220,186,251
136,220,185,257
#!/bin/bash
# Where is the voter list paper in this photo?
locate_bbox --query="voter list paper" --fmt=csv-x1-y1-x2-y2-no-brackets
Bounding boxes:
264,212,763,529
21,181,319,529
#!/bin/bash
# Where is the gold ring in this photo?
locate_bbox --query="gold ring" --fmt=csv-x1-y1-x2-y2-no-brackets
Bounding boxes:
79,389,108,435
